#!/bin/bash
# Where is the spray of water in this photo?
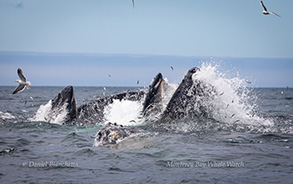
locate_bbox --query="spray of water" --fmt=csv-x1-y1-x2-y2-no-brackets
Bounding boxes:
101,62,276,133
30,100,69,125
168,62,275,133
104,99,144,126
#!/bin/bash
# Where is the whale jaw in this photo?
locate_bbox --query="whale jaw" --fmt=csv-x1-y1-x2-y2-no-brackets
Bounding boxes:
50,86,77,125
31,86,77,125
160,67,215,123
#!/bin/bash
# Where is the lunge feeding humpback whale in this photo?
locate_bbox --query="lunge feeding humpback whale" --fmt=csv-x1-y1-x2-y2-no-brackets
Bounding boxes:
32,66,223,145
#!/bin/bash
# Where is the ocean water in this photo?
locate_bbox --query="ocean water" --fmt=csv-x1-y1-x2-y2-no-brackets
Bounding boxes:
0,66,293,183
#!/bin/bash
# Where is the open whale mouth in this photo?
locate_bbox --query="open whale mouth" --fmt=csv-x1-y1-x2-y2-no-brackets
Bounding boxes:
142,73,164,113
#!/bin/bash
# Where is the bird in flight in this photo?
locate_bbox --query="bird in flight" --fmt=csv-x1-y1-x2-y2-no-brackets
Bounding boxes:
260,1,280,17
246,80,252,84
132,0,135,9
13,68,31,94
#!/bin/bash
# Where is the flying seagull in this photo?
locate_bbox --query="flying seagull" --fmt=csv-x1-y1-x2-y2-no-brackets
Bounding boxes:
260,1,280,17
170,66,174,71
13,68,31,94
246,80,252,84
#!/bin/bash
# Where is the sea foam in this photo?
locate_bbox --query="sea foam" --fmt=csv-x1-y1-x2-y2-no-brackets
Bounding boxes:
104,99,143,126
0,111,16,120
31,100,69,125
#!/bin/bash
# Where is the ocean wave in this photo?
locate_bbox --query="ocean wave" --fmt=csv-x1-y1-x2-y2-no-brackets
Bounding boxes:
0,111,15,120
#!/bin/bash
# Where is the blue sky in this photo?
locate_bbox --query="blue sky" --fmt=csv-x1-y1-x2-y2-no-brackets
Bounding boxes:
0,0,292,87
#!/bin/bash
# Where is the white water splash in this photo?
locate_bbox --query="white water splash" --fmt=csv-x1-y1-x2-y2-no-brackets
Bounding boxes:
0,111,15,120
160,62,276,133
31,100,52,122
30,100,69,125
104,99,143,126
194,62,274,131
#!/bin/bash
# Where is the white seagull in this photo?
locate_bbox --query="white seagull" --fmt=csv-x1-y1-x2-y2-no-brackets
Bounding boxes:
260,1,280,17
13,68,31,94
